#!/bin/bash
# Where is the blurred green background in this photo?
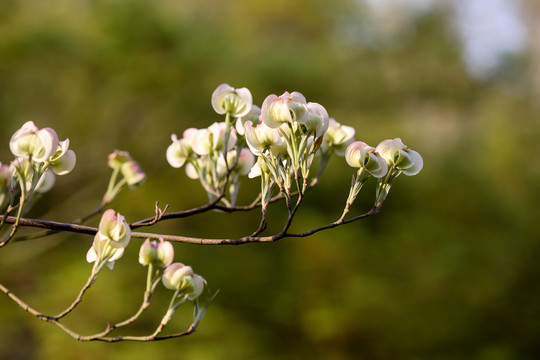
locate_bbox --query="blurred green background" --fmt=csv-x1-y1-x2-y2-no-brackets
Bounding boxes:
1,0,539,359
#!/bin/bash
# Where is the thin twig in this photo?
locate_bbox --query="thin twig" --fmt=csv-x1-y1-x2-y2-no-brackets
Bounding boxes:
0,281,198,342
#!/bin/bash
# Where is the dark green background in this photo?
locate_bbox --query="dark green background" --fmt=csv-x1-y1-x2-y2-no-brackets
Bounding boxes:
1,1,539,359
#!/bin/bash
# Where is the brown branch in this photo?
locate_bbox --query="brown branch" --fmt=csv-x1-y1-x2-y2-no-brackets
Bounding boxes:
0,215,98,235
0,204,377,246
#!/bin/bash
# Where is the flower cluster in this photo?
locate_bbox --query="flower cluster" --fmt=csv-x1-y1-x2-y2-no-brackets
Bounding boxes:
139,238,206,301
166,84,423,215
167,85,255,206
339,138,423,217
0,121,76,236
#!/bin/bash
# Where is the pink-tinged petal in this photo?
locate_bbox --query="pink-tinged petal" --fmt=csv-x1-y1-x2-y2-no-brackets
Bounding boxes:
289,91,307,104
236,148,255,175
157,240,175,267
345,141,371,168
389,138,407,155
99,209,117,235
182,128,199,141
261,94,292,128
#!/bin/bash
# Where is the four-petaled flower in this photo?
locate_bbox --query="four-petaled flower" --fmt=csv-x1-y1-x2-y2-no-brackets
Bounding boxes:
345,141,388,178
10,121,59,163
376,138,423,176
261,91,307,129
211,83,253,118
86,209,131,269
243,120,282,156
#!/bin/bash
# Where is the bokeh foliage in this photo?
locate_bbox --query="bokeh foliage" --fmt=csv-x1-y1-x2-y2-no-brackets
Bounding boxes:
1,0,539,359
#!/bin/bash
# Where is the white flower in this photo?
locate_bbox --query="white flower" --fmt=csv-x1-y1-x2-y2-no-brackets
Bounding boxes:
298,102,329,137
86,209,131,269
166,129,197,168
345,141,388,178
322,119,356,156
95,209,131,248
49,139,76,175
9,121,59,163
211,83,253,118
260,91,307,129
244,120,282,156
375,138,423,176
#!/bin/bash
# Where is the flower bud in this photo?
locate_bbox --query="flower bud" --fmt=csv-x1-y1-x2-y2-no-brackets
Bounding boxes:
162,262,206,300
211,83,253,118
107,150,146,186
10,121,59,163
107,150,133,169
139,239,174,267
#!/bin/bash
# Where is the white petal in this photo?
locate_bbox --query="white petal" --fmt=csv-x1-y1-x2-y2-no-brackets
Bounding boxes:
401,149,423,176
